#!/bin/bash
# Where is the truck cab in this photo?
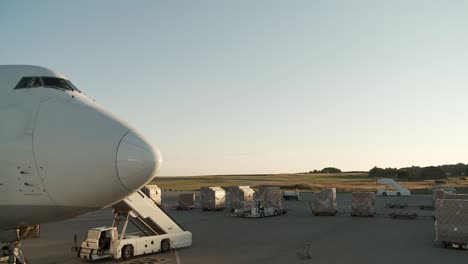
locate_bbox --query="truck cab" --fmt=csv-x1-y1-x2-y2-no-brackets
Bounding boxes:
243,200,282,218
251,200,265,217
78,227,118,260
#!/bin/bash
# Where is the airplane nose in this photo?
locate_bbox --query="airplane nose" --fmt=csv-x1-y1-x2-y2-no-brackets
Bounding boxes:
116,131,162,191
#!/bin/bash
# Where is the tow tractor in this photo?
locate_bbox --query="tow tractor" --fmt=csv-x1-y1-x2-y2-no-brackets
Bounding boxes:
233,200,284,218
74,190,192,260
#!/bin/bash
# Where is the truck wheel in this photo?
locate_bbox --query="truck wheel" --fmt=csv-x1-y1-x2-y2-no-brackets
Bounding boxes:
396,192,401,196
122,245,133,260
382,192,387,196
161,239,170,253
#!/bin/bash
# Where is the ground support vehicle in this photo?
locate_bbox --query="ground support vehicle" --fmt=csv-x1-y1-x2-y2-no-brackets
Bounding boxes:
376,178,411,196
441,241,468,250
233,200,284,218
74,190,192,261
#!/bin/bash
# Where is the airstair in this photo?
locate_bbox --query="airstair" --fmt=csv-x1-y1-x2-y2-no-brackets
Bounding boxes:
76,189,191,260
112,189,186,235
376,178,411,196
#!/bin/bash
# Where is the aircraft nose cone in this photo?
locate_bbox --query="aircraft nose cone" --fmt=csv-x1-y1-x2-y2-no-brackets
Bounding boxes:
116,131,162,191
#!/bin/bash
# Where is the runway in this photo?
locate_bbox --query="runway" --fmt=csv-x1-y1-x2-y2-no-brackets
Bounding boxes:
23,192,467,264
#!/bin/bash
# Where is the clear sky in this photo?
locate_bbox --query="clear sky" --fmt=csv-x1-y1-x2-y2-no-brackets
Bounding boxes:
1,1,467,176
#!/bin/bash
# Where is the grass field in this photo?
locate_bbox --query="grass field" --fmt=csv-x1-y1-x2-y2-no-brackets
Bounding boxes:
152,173,468,193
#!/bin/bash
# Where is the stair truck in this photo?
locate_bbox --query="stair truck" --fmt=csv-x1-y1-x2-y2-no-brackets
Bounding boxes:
376,178,411,196
74,190,192,260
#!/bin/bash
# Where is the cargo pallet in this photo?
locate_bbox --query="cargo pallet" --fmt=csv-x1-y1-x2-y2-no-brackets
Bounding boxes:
388,211,417,219
202,207,226,211
313,211,337,216
385,203,407,209
350,213,374,217
442,241,468,250
419,204,435,210
176,206,194,210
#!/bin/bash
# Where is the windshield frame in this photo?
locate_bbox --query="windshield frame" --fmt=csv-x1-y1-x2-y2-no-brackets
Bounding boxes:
14,76,81,93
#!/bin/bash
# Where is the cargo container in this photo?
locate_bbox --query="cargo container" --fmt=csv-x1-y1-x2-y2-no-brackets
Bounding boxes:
254,187,282,208
228,186,254,212
177,193,195,210
312,188,337,216
420,189,450,210
435,199,468,249
351,192,375,217
200,187,226,211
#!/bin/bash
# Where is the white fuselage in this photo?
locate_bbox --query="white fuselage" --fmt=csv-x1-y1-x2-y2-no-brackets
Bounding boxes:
0,65,162,235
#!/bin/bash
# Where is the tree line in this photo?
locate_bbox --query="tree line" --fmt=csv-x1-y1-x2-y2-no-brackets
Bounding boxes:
307,163,467,180
308,167,342,174
369,163,468,180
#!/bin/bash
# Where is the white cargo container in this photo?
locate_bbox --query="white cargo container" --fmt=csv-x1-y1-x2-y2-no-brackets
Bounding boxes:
200,187,226,210
254,187,282,208
312,188,337,216
228,186,255,212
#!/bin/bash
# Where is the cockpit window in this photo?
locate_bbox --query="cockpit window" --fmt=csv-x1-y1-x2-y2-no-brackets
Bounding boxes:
42,77,75,91
15,77,42,89
30,77,42,87
14,76,81,92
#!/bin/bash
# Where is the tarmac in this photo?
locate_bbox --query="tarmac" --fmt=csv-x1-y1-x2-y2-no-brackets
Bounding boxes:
23,192,467,264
